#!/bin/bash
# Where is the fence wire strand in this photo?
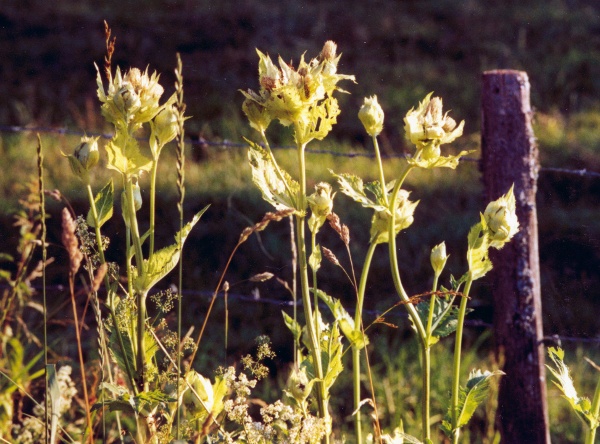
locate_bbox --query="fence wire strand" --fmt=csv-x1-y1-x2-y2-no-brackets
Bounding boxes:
2,124,600,178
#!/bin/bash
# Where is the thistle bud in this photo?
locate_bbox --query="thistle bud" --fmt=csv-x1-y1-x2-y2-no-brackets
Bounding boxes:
430,242,449,277
182,371,214,414
286,367,311,404
307,182,335,233
114,83,141,116
64,136,100,181
358,95,384,137
75,136,100,171
242,97,272,133
320,41,337,62
132,180,143,212
153,105,179,146
483,185,519,249
369,190,417,244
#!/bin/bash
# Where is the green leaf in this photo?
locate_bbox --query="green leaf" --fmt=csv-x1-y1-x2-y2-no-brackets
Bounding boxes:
135,206,208,293
246,138,299,212
105,132,152,177
309,244,322,273
316,289,369,349
414,293,470,341
282,311,302,343
321,321,344,394
442,369,504,436
87,179,114,228
466,221,493,280
109,324,135,382
330,171,386,212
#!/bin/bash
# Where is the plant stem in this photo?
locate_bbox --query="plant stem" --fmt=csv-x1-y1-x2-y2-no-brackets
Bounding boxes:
372,135,388,206
451,276,473,444
311,231,321,345
353,241,378,444
149,159,159,259
295,139,329,441
421,274,439,442
585,369,600,444
387,164,430,441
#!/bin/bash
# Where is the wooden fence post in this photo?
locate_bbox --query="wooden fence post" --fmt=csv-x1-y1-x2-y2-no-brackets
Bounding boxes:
480,70,550,443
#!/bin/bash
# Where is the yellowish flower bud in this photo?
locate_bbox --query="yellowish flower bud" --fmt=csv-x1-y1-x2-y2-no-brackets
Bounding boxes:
483,185,519,249
74,136,100,171
153,105,178,145
430,242,449,277
369,190,417,244
358,95,384,137
242,97,272,133
182,371,214,414
286,367,311,404
132,180,142,212
308,182,335,233
64,136,100,182
320,40,337,62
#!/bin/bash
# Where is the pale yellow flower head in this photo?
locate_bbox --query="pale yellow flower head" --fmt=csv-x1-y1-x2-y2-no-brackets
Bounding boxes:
404,93,464,147
96,64,166,131
358,95,384,137
483,185,519,249
241,41,355,144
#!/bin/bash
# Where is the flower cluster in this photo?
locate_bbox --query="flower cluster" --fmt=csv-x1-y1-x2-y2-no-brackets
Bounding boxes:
95,66,171,132
242,41,355,145
403,93,469,169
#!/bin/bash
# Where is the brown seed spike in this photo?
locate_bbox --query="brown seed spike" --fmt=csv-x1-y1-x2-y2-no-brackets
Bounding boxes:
61,208,82,276
322,246,340,267
341,224,350,246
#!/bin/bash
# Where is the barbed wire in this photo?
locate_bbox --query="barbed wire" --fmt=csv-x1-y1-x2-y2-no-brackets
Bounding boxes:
2,124,600,178
12,283,600,346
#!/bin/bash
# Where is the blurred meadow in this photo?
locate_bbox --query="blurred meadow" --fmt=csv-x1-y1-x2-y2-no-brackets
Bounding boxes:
1,0,600,441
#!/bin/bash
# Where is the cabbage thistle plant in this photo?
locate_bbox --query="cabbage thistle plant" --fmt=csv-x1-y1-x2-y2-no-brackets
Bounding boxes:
243,43,518,444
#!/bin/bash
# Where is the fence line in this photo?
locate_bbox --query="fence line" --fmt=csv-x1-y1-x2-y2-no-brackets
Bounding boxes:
8,283,599,347
2,124,599,179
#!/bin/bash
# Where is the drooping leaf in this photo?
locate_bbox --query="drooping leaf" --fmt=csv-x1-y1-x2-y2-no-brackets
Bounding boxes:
135,206,208,293
87,179,114,228
466,221,493,281
330,171,387,212
441,369,504,436
246,138,299,212
316,289,369,349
